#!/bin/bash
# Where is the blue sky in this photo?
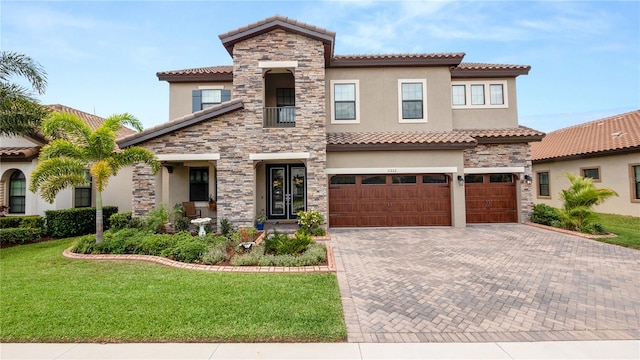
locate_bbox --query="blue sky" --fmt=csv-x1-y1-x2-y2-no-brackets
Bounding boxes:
2,0,638,132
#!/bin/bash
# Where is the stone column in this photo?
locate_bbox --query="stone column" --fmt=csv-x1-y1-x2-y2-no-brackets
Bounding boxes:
132,163,156,217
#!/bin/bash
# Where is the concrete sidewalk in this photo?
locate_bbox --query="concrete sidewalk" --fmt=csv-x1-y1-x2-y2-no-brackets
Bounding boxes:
2,340,639,359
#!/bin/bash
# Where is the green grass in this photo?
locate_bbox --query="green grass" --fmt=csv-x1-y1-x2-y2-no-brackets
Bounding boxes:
594,213,640,249
0,238,346,343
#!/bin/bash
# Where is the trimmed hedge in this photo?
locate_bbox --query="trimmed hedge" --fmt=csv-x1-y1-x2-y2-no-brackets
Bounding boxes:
45,206,118,238
0,216,44,230
0,227,42,245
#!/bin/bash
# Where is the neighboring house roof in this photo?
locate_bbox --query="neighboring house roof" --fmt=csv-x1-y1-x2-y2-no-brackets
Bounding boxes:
47,104,138,139
451,63,531,78
531,110,640,163
327,126,544,152
117,99,245,148
0,147,41,161
156,65,233,83
219,15,336,66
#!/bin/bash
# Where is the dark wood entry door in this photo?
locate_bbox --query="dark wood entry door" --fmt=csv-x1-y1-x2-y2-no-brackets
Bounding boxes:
267,164,306,220
329,174,451,227
464,173,517,223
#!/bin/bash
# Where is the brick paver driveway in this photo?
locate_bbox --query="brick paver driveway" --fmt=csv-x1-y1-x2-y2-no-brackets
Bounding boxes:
330,224,640,343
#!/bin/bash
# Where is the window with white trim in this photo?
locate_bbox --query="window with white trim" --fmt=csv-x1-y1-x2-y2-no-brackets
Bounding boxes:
452,80,508,108
74,170,92,208
398,79,427,122
331,80,360,123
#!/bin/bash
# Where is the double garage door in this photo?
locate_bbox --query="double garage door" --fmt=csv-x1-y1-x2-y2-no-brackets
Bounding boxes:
329,174,452,227
329,173,518,227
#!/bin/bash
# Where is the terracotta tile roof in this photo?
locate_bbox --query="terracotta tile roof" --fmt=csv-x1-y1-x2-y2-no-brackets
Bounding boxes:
219,15,335,41
156,66,233,82
46,104,137,139
327,131,477,151
451,62,531,77
456,126,545,142
531,110,640,162
330,53,465,67
118,98,244,148
0,147,40,160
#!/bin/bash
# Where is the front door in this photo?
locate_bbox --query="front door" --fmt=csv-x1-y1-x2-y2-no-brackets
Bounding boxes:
267,164,306,220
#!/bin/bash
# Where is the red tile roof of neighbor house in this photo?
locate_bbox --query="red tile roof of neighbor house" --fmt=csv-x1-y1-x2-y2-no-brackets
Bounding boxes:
46,104,138,139
531,110,640,162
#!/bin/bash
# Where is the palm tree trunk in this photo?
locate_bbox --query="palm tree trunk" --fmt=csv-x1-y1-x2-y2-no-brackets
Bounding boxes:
95,190,104,244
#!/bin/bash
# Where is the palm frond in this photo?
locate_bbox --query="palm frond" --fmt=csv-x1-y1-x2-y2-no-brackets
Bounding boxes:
110,146,160,174
41,111,91,142
87,127,116,159
0,51,47,95
90,160,114,192
39,139,85,160
29,158,87,202
102,113,143,133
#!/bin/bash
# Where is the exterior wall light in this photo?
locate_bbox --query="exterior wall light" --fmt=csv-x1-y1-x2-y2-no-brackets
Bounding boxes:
523,174,532,185
457,175,464,186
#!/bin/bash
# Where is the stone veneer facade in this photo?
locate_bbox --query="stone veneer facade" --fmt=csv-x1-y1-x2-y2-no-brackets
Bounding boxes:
132,29,327,227
463,143,534,222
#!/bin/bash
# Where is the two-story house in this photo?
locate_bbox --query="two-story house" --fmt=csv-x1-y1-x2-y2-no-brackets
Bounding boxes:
117,15,544,228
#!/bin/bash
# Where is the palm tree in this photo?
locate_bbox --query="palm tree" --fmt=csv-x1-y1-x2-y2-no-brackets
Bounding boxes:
29,111,160,243
0,51,49,136
559,174,618,232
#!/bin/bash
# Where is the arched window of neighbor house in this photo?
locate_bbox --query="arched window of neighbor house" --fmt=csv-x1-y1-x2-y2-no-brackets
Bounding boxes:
9,171,26,214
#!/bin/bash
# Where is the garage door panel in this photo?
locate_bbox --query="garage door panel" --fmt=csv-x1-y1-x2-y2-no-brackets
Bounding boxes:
465,174,517,224
329,174,452,227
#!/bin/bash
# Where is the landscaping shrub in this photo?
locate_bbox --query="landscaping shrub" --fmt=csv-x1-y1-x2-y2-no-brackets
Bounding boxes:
0,217,22,229
45,206,118,238
531,204,562,227
159,232,208,263
219,218,233,237
109,212,139,231
296,210,326,236
0,215,44,230
264,230,313,255
202,242,229,265
232,243,326,266
0,227,42,246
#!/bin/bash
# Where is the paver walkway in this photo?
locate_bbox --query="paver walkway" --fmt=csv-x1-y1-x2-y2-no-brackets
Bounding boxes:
330,224,640,343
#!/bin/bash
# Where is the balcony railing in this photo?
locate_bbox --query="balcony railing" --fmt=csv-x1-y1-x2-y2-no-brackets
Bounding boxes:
263,106,296,128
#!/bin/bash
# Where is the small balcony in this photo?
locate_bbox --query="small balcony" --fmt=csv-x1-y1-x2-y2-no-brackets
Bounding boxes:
263,107,296,128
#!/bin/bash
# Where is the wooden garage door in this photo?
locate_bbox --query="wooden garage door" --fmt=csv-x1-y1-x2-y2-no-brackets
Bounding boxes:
329,174,451,227
464,173,517,223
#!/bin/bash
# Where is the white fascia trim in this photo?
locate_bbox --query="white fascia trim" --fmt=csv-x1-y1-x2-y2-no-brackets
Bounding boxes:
258,61,298,68
464,167,525,174
249,152,310,160
326,167,458,175
157,154,220,161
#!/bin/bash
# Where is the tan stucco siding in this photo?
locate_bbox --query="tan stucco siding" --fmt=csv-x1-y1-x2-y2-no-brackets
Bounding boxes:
532,152,640,217
102,166,133,213
168,82,233,120
452,78,520,129
325,67,454,132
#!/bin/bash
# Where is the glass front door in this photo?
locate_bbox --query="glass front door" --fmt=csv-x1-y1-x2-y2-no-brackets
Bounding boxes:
268,164,306,219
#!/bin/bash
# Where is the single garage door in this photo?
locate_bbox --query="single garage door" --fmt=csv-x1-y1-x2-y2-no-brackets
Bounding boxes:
329,174,451,227
464,173,517,223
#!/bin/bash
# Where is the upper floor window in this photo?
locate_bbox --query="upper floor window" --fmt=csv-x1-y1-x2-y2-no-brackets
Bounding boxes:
452,80,508,109
9,170,26,214
581,167,600,182
537,171,550,198
189,167,209,201
74,171,92,208
192,88,231,112
631,164,640,202
331,80,360,124
398,79,427,123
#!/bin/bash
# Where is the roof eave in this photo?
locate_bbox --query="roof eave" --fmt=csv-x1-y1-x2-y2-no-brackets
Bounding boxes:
118,101,244,148
327,142,477,152
451,68,531,78
157,73,233,83
533,145,640,164
475,135,545,144
330,56,464,68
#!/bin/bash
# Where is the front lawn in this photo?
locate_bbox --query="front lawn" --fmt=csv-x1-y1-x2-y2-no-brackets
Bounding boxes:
0,238,346,343
595,212,640,249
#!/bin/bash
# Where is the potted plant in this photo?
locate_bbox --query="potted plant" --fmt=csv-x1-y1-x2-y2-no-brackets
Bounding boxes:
208,194,216,211
255,212,267,231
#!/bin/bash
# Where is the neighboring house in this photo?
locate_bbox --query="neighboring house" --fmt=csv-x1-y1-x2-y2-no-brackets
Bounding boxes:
118,15,544,228
531,110,640,217
0,104,136,216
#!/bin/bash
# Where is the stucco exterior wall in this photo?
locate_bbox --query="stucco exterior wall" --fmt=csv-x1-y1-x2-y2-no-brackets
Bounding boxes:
325,67,453,132
463,143,534,222
168,81,233,120
532,152,640,217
